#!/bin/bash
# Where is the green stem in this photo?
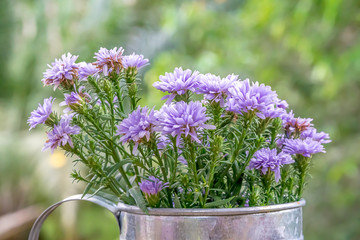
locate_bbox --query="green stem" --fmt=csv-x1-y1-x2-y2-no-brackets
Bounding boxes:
203,133,220,206
170,138,179,186
153,147,173,207
187,139,204,206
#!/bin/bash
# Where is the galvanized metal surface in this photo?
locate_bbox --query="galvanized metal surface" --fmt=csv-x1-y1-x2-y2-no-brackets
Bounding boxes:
29,195,305,240
28,194,121,240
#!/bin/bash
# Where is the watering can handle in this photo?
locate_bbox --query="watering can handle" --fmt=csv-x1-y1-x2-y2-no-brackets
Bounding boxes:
28,194,121,240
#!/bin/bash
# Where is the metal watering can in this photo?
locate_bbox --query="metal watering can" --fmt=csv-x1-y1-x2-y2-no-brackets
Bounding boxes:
29,194,305,240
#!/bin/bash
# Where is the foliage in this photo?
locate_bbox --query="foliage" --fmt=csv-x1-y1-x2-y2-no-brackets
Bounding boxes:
1,0,360,239
29,47,330,209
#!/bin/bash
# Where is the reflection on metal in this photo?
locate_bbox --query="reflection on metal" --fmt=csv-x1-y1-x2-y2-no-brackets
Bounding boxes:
29,195,305,240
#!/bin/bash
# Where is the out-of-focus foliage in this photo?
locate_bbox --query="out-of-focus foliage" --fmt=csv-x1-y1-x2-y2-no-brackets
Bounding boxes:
0,0,359,239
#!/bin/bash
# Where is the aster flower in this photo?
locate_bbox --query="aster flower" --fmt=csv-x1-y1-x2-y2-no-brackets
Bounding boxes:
275,134,286,148
226,79,279,118
122,53,149,69
283,138,325,158
42,53,79,90
281,111,313,136
116,106,157,154
78,62,99,81
60,86,91,113
28,97,55,130
300,128,331,144
257,104,287,119
139,176,169,196
277,100,289,109
156,101,215,146
153,67,200,103
195,73,238,106
139,176,169,206
94,47,124,76
42,116,80,153
249,148,294,182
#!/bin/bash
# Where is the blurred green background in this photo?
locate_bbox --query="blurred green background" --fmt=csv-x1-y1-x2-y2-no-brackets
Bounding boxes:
0,0,359,239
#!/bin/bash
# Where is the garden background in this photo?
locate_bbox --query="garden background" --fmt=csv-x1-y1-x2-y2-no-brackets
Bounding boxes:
0,0,359,239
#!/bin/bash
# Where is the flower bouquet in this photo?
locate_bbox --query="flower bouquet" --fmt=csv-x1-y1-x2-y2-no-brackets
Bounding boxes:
28,46,330,213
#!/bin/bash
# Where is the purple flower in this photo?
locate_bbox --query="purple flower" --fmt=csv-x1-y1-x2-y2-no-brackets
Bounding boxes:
60,86,91,112
94,47,124,76
156,101,215,146
42,53,79,90
257,105,287,119
78,62,99,81
153,67,200,103
122,53,149,69
277,100,289,109
226,79,279,118
42,116,80,153
195,73,238,106
281,110,313,136
139,176,169,196
116,106,157,154
249,148,294,182
275,134,286,148
300,128,331,144
28,97,55,130
283,138,325,157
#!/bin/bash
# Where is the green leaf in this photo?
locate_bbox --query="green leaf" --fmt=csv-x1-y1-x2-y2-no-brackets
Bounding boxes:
106,160,132,175
129,186,149,214
120,194,136,205
204,196,235,208
173,193,182,208
82,181,94,198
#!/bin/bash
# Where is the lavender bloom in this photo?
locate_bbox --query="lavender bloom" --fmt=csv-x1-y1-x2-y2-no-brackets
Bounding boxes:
300,128,331,144
28,97,55,130
249,148,294,182
42,116,80,153
281,110,313,135
78,62,99,81
277,100,289,109
156,101,215,146
195,73,238,106
226,79,279,118
42,53,79,90
116,106,157,154
283,138,325,158
275,134,286,148
122,53,149,69
94,47,124,76
244,199,250,207
257,105,287,119
153,67,200,103
139,176,169,197
60,86,91,112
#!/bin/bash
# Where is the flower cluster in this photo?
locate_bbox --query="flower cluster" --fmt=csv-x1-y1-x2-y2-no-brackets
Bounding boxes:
139,177,169,207
153,67,200,103
226,79,284,119
42,53,79,90
29,46,330,210
249,148,294,182
195,74,238,106
156,101,215,146
28,97,55,130
122,53,149,70
116,106,157,154
42,117,80,153
94,47,124,76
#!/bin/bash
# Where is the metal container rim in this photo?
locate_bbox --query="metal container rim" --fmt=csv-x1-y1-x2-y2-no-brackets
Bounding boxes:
117,199,306,216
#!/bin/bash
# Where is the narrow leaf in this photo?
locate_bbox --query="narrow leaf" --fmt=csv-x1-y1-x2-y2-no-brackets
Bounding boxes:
204,196,235,208
129,187,149,214
173,193,182,208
